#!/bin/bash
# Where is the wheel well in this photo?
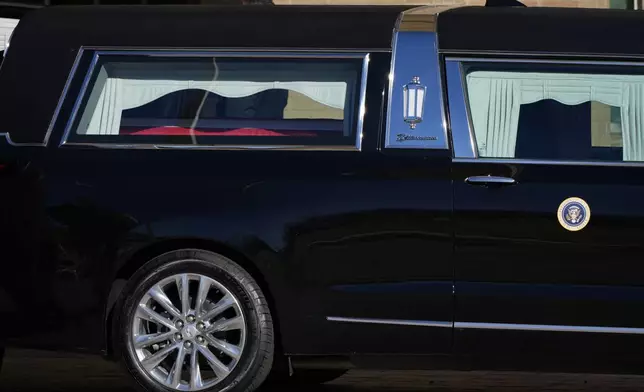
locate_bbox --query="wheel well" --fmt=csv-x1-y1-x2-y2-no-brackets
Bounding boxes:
104,238,283,360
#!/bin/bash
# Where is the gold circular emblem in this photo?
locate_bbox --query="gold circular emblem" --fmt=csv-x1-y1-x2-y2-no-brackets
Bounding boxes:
557,197,591,232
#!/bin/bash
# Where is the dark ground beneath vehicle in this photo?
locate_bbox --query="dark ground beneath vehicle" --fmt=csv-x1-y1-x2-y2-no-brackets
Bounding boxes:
2,349,644,391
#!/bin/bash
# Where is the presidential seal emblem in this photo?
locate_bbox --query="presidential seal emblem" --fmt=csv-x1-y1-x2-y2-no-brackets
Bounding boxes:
557,197,591,232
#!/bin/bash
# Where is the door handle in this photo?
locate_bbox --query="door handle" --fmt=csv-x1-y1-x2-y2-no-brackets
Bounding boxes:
465,175,517,187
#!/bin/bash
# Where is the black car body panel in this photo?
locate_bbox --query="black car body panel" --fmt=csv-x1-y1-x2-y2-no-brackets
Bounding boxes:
1,3,644,375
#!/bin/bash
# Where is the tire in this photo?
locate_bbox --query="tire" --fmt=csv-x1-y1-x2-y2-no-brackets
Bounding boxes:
116,249,274,392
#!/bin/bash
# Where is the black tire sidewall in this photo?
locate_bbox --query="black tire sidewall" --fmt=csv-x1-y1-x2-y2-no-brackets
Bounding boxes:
116,249,272,392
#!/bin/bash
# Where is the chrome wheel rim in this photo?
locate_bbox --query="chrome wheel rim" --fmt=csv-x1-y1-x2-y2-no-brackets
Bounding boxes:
132,273,247,391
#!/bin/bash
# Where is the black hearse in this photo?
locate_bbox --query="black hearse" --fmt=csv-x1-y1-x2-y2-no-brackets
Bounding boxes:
2,2,644,392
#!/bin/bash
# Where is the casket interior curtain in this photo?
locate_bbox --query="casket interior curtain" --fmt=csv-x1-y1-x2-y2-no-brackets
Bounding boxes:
77,61,350,136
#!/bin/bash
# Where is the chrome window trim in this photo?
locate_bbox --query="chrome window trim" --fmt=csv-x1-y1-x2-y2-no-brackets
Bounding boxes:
446,56,644,67
356,53,370,150
382,24,398,149
436,40,450,151
58,48,371,152
445,60,477,159
439,49,644,61
93,49,374,59
61,143,360,151
59,48,100,147
447,55,644,165
327,316,644,335
78,46,392,54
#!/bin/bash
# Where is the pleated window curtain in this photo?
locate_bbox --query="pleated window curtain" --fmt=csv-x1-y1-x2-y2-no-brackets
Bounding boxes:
76,61,349,136
466,71,644,161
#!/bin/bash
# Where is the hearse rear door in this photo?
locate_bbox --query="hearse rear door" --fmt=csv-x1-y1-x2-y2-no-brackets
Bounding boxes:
445,57,644,365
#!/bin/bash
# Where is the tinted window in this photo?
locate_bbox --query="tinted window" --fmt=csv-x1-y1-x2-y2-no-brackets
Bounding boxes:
66,53,364,148
463,63,644,162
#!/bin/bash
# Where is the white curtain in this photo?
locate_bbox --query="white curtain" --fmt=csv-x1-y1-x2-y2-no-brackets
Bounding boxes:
622,83,644,161
466,71,644,161
79,61,348,135
467,77,521,157
86,78,123,136
0,17,18,52
117,80,347,111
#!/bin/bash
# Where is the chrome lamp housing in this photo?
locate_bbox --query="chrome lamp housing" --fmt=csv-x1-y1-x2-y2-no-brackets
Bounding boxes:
402,76,427,129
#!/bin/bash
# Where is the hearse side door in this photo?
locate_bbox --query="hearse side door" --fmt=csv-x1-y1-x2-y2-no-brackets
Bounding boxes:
446,57,644,367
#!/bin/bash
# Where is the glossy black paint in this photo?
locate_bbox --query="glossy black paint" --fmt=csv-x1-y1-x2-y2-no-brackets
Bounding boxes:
0,4,412,145
0,50,455,359
452,160,644,361
436,6,644,57
5,2,644,379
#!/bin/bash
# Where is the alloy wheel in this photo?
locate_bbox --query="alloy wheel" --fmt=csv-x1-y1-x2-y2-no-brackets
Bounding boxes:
131,273,246,391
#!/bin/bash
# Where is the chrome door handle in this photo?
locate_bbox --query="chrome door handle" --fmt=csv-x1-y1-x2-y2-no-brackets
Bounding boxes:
465,175,517,186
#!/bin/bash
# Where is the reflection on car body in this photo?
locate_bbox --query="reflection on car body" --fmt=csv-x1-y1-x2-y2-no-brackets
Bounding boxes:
2,2,644,392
